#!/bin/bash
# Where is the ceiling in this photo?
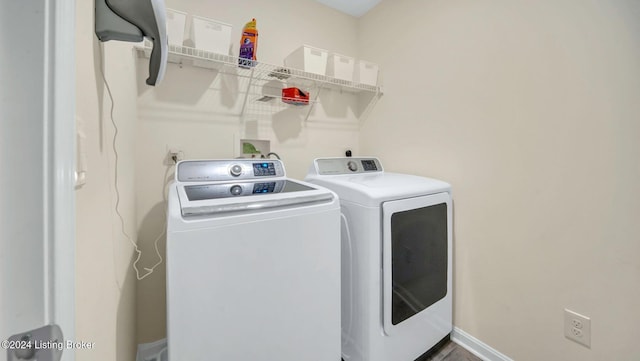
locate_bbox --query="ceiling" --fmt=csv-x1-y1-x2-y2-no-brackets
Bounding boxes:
312,0,383,17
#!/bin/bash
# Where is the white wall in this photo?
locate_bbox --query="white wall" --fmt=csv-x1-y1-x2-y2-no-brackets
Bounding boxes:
73,1,640,359
75,1,138,360
359,0,640,360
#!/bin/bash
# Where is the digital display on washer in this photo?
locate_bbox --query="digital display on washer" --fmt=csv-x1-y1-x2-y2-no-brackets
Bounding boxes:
361,159,378,171
253,162,276,176
252,182,276,194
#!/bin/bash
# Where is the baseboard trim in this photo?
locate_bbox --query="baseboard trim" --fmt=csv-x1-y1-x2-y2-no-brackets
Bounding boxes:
451,327,513,361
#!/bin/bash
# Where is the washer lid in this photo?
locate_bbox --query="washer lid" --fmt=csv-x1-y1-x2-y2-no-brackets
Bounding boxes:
183,179,315,201
176,179,335,217
305,172,450,206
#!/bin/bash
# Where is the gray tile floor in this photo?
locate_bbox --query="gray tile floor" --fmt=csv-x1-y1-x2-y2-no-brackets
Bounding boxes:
425,341,483,361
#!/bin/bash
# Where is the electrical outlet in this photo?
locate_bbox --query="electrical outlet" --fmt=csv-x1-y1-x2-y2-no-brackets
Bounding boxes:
564,309,591,348
165,145,184,165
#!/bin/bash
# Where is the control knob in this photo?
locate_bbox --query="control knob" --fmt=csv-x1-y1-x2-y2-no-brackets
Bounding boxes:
230,185,243,196
229,164,243,177
347,161,358,172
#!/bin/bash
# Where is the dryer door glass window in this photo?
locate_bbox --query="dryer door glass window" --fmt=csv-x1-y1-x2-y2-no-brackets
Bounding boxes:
390,203,447,325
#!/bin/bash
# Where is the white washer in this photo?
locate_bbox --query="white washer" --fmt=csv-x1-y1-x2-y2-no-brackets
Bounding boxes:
167,159,341,360
306,157,452,361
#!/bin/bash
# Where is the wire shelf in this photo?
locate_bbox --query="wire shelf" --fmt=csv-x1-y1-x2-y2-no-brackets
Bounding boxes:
137,43,380,93
135,42,382,121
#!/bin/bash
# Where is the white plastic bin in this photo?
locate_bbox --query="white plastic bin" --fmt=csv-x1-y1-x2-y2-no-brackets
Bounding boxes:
355,60,379,86
166,9,187,46
327,53,355,81
284,45,329,76
190,15,232,54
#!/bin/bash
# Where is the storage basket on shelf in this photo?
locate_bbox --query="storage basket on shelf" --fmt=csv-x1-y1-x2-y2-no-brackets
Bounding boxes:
190,15,232,55
355,60,379,86
166,9,187,46
327,53,355,82
284,45,329,76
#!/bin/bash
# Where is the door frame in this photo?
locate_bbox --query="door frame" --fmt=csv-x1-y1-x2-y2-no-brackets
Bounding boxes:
45,0,77,359
0,0,76,359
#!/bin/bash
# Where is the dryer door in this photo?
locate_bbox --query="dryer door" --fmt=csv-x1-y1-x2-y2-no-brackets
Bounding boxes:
382,192,452,336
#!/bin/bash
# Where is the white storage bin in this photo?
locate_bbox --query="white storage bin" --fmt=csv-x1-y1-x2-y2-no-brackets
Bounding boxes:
327,53,355,81
190,15,232,54
284,45,329,76
356,60,379,86
166,9,187,46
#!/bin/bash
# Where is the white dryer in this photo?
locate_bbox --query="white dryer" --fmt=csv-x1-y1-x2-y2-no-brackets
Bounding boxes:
306,157,452,361
167,159,341,360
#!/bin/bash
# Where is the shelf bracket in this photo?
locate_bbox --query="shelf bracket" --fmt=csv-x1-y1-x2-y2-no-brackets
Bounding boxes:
304,84,323,122
239,66,256,120
357,87,384,123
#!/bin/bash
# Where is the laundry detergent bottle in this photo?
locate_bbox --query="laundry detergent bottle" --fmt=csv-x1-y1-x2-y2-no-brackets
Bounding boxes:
239,18,258,68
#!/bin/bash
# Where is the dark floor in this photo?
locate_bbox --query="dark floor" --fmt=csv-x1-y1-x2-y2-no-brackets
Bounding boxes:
425,341,483,361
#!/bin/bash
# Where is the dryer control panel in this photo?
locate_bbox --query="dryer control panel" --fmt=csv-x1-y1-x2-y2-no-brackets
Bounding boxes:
177,159,286,182
313,157,384,175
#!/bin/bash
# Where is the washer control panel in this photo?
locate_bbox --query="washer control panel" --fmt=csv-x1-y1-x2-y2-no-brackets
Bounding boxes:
177,159,285,182
314,157,383,175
